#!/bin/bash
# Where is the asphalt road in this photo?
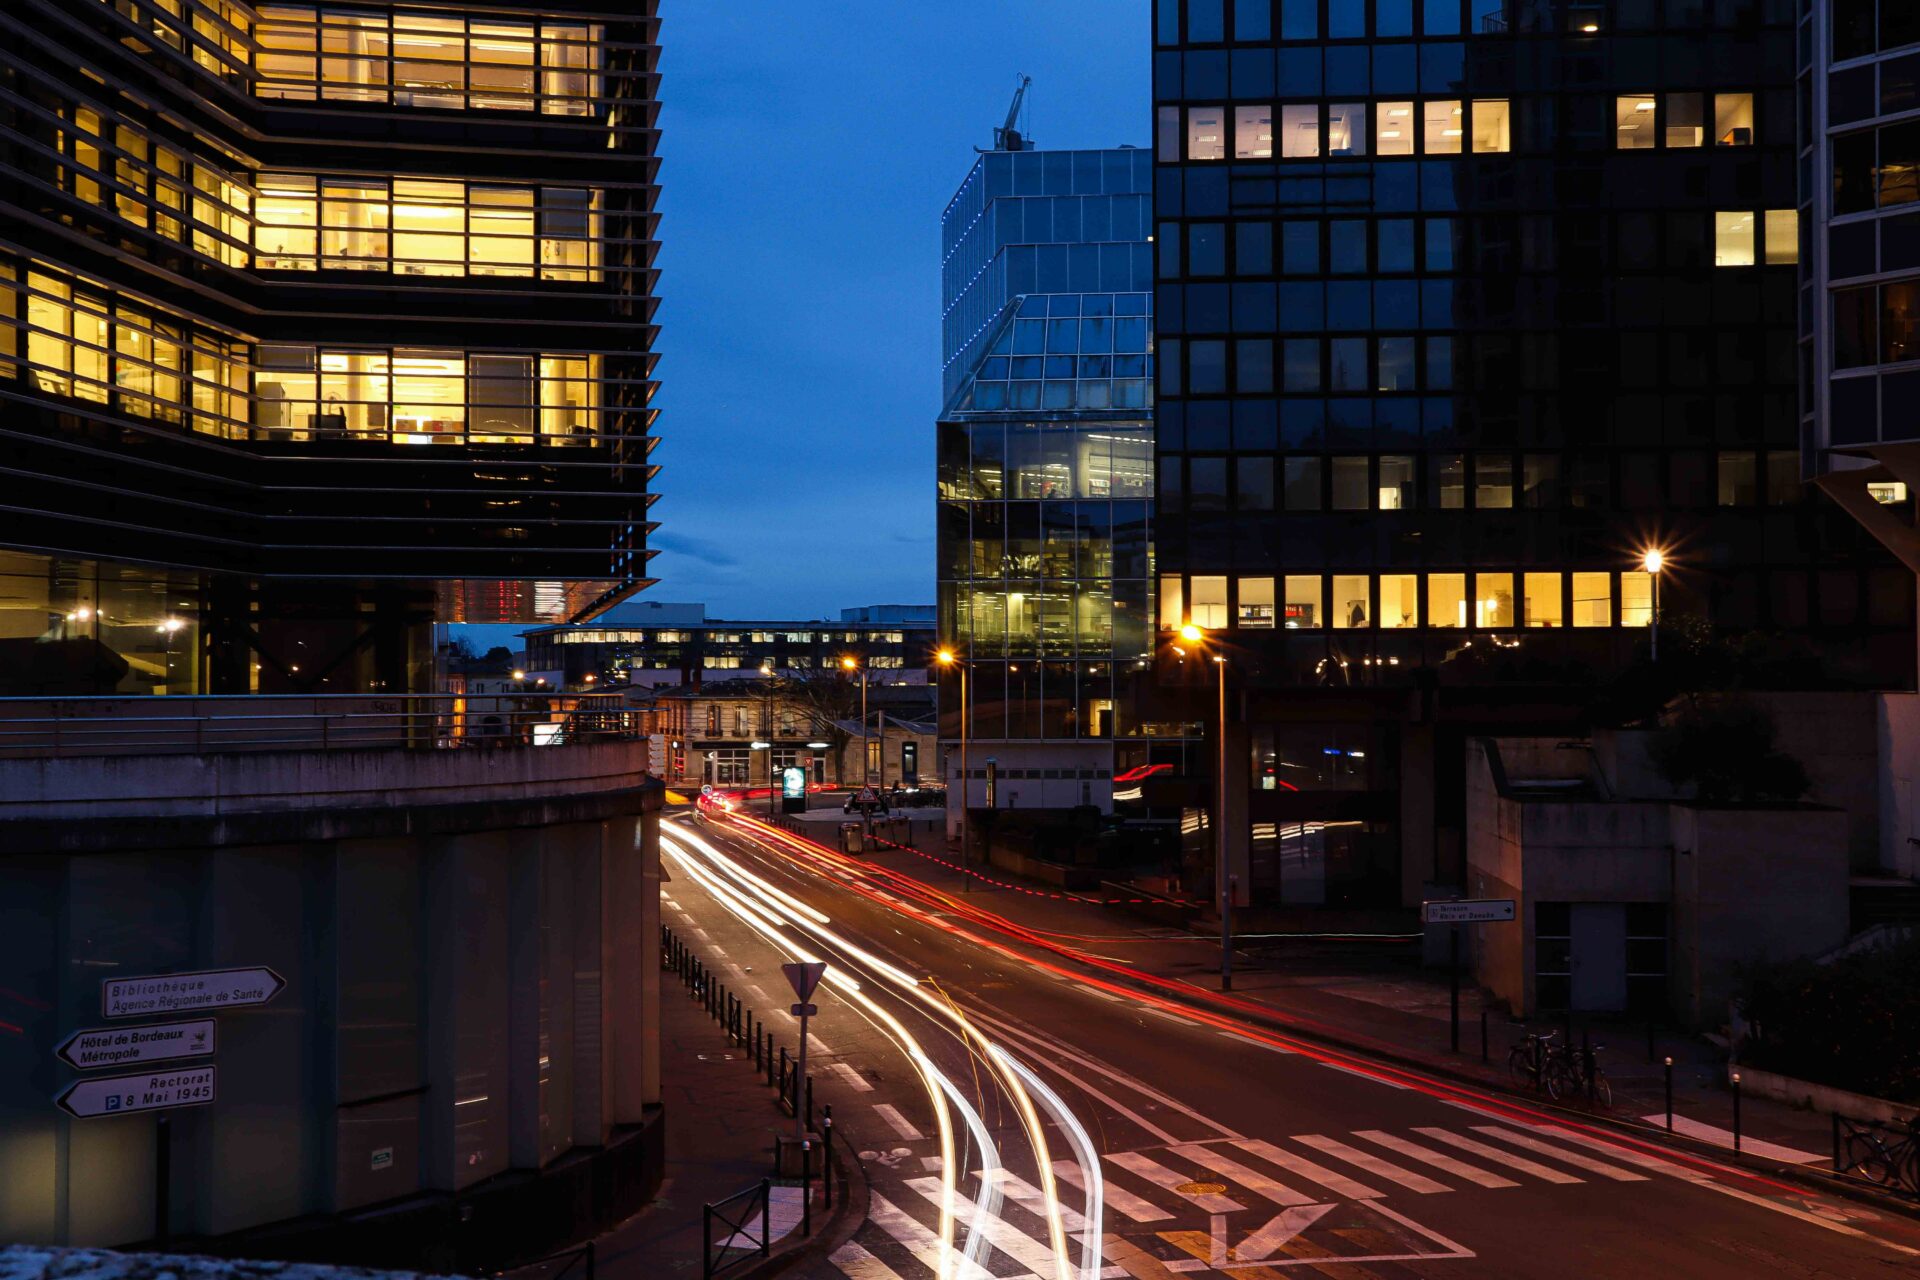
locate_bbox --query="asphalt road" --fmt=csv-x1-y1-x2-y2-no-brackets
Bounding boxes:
659,810,1920,1280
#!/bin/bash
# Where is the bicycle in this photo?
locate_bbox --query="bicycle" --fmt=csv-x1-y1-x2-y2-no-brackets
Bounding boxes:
1544,1040,1613,1107
1839,1116,1920,1192
1508,1029,1557,1090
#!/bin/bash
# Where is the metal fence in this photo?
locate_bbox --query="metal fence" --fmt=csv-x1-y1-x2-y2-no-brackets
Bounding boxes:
0,691,642,758
1834,1114,1920,1198
702,1180,771,1280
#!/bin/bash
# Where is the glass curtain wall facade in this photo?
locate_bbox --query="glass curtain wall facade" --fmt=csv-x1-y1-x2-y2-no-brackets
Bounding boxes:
1805,1,1920,587
938,146,1158,811
1154,0,1911,908
0,0,660,696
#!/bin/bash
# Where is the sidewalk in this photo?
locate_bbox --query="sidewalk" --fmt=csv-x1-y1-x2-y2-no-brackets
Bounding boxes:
594,966,839,1280
844,824,1848,1178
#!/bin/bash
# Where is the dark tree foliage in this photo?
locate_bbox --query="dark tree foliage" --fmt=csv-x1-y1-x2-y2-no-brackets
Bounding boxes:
1738,934,1920,1103
1646,698,1810,804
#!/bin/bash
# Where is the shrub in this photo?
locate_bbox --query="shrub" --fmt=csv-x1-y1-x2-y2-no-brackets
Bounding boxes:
1737,934,1920,1103
1647,698,1810,804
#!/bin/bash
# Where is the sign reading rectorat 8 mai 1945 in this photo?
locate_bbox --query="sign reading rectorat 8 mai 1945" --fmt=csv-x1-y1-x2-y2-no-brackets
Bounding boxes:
101,967,286,1019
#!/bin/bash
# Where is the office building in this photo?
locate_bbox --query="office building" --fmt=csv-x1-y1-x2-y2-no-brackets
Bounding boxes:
937,134,1158,816
0,0,660,698
1151,0,1911,911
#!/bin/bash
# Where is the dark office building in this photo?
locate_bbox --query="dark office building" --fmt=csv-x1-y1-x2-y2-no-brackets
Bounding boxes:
0,0,659,697
1152,0,1911,910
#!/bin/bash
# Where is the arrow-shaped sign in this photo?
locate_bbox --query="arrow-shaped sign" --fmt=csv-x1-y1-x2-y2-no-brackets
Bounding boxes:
781,961,827,1003
56,1019,215,1071
55,1066,216,1119
103,967,286,1019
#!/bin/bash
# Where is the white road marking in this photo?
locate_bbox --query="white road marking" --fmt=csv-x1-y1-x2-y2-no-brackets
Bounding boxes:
1052,1159,1172,1223
1352,1130,1519,1188
1230,1139,1381,1200
903,1176,1062,1278
866,1192,1014,1280
1471,1126,1649,1181
1234,1204,1338,1261
828,1239,905,1280
709,946,728,958
1168,1143,1317,1206
987,1169,1093,1233
1318,1060,1411,1089
872,1103,925,1142
1109,1151,1246,1213
748,985,769,1001
1643,1115,1825,1164
829,1061,873,1093
1291,1134,1451,1194
1413,1127,1584,1183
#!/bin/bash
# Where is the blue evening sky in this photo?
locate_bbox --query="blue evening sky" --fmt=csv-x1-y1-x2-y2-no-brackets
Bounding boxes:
648,0,1147,619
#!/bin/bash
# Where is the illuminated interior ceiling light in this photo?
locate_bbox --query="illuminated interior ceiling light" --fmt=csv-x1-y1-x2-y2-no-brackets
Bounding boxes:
1443,129,1464,137
1634,100,1656,111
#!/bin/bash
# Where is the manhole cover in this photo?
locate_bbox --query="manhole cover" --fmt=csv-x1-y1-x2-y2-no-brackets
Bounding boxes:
1175,1181,1226,1196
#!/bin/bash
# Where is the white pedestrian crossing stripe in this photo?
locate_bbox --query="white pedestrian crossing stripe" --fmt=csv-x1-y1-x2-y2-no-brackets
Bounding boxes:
832,1123,1668,1280
830,1061,874,1092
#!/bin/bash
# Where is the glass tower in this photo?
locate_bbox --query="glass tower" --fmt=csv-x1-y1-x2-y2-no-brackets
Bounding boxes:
1153,0,1910,909
0,0,660,696
937,145,1158,813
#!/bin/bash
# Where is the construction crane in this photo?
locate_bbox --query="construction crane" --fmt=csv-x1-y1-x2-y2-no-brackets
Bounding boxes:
984,74,1032,153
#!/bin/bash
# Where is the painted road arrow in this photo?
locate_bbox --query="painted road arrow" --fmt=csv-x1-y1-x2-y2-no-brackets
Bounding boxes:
103,967,285,1019
55,1066,216,1118
57,1019,215,1070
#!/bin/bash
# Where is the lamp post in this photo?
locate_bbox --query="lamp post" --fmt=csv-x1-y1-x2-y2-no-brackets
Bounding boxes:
1641,548,1666,662
1178,622,1233,991
936,648,969,890
760,664,778,817
840,655,869,795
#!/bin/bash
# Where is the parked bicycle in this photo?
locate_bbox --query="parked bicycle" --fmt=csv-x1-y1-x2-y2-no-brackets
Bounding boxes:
1508,1029,1557,1090
1838,1115,1920,1194
1545,1040,1613,1107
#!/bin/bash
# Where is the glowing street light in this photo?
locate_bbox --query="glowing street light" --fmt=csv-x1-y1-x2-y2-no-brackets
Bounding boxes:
936,648,971,891
1640,548,1667,660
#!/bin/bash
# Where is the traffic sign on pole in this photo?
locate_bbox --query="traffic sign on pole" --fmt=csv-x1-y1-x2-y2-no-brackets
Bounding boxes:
790,1002,818,1018
103,968,285,1019
55,1066,216,1119
57,1020,215,1071
1421,898,1516,925
781,961,827,1003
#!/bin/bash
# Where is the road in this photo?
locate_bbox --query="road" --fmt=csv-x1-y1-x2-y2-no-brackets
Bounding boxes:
659,810,1920,1279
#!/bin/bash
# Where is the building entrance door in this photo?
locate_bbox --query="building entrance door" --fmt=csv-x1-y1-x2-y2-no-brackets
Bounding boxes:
1569,903,1628,1012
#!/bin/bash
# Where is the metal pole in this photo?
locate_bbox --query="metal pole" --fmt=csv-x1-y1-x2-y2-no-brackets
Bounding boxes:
1449,925,1461,1053
795,1011,810,1141
1217,656,1231,991
801,1140,813,1237
1731,1072,1742,1152
155,1114,171,1244
823,1104,835,1209
1664,1057,1674,1131
959,661,970,893
1651,570,1660,662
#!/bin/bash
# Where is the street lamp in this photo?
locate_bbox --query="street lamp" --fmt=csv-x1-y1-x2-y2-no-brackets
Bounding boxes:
760,663,779,816
1177,622,1234,991
1640,548,1666,661
936,648,970,890
840,655,869,795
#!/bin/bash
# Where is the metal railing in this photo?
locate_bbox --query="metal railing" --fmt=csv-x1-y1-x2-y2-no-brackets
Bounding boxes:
702,1180,772,1280
0,692,641,758
1835,1114,1920,1198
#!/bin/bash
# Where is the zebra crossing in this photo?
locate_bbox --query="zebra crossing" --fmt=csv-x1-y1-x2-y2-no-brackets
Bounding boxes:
831,1120,1654,1278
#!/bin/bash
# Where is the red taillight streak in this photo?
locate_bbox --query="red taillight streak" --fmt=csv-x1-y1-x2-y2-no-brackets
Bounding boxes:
717,813,1814,1199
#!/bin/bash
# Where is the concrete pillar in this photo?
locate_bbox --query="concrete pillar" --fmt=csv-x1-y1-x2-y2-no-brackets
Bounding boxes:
602,813,650,1126
506,829,545,1170
637,780,664,1107
570,825,606,1148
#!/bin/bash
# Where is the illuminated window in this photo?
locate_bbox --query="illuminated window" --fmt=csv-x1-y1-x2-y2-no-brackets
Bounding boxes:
1471,100,1510,153
1331,575,1370,628
1715,212,1756,266
1282,104,1321,158
1714,93,1754,146
1764,210,1798,265
1571,573,1612,627
1379,455,1416,508
1283,576,1322,629
1616,95,1656,149
1377,102,1415,155
1328,103,1367,156
1191,576,1229,628
1869,481,1910,505
1475,572,1515,628
1620,571,1654,627
1666,93,1704,148
256,174,318,269
1425,101,1463,155
1237,577,1276,628
1160,573,1185,629
1188,106,1227,160
1379,575,1418,628
1428,573,1467,629
1235,105,1274,159
1523,573,1563,627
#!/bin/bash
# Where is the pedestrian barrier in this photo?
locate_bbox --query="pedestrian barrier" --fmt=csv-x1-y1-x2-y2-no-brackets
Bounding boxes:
701,1179,771,1280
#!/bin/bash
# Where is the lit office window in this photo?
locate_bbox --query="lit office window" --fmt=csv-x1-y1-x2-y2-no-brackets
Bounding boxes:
1378,455,1416,508
1159,573,1185,629
1238,577,1276,628
1715,212,1756,266
1328,103,1368,156
1616,95,1656,149
1284,576,1322,629
1425,101,1463,154
1620,571,1655,627
1379,575,1418,628
1429,574,1467,628
1523,573,1563,627
1188,106,1227,160
1475,573,1516,628
1282,104,1321,158
1191,576,1229,628
1764,210,1798,265
1571,573,1612,627
1376,102,1415,155
1471,100,1510,153
1665,93,1705,147
1714,93,1754,146
1331,576,1370,628
1236,105,1274,159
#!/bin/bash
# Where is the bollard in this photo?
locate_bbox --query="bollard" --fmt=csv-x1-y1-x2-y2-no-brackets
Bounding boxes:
1664,1057,1674,1132
779,1047,789,1103
1731,1072,1742,1153
823,1105,835,1209
801,1139,814,1237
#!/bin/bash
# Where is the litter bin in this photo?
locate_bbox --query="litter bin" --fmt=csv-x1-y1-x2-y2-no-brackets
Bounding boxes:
840,822,865,855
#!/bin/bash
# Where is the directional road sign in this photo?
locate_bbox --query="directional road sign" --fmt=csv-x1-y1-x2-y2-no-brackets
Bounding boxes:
1421,898,1517,925
781,961,827,1003
103,967,286,1019
55,1066,216,1119
57,1019,215,1071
